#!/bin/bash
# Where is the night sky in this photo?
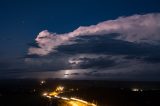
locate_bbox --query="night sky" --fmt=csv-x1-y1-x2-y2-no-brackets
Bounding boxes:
0,0,160,80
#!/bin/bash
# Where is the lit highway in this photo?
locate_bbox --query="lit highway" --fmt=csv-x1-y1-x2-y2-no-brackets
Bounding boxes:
42,86,97,106
53,96,96,106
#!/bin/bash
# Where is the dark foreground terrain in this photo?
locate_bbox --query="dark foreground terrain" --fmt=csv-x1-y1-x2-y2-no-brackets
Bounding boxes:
0,79,160,106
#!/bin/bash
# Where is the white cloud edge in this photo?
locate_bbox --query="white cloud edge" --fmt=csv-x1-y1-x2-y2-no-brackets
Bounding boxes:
28,13,160,56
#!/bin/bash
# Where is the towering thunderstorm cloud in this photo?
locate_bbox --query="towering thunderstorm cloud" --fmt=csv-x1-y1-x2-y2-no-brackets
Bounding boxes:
28,13,160,56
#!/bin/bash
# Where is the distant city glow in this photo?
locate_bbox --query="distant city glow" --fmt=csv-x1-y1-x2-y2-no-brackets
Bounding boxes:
40,80,45,84
131,88,143,92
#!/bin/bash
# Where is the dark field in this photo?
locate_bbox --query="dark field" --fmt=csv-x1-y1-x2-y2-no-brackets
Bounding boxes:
0,79,160,106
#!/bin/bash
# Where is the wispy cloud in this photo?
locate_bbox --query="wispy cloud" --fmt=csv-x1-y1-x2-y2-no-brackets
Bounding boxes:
28,13,160,56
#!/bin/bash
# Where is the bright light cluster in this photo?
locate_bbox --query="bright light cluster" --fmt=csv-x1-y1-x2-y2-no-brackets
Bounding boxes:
56,86,64,92
42,92,48,96
42,86,97,106
131,88,143,92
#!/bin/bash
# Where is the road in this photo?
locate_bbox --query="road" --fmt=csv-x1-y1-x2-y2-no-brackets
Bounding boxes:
51,97,96,106
59,100,94,106
42,86,97,106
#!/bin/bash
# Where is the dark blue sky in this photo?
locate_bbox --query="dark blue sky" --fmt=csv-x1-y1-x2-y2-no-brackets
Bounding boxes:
1,0,160,33
0,0,159,56
0,0,160,80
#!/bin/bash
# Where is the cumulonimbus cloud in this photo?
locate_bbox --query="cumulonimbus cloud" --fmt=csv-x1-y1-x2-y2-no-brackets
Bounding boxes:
28,13,160,56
